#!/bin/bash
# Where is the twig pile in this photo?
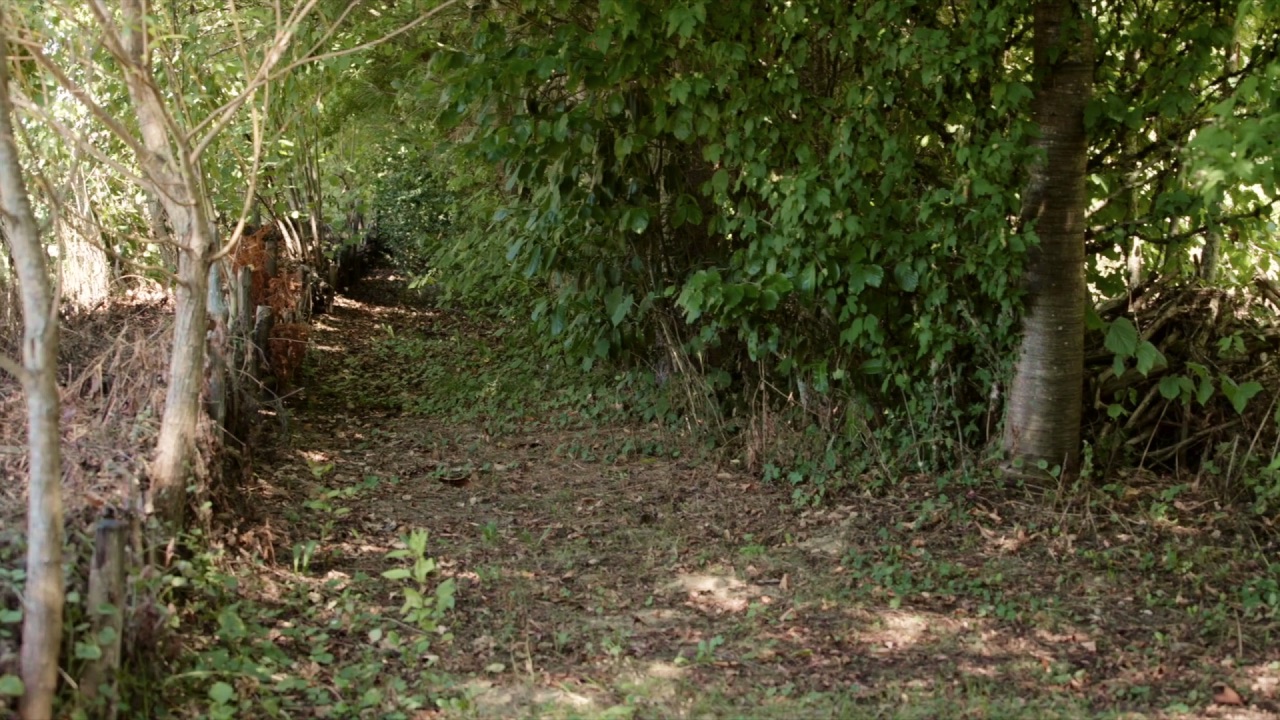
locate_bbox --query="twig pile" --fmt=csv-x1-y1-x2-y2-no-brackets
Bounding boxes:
1085,278,1280,479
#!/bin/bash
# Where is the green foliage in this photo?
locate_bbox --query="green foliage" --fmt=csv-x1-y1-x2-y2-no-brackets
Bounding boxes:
368,144,456,275
382,530,457,649
104,530,461,719
1104,318,1166,378
1088,0,1280,288
427,0,1039,466
692,634,724,665
0,674,22,697
1245,455,1280,515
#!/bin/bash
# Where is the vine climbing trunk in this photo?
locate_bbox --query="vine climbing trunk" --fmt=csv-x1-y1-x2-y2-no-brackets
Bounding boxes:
1003,0,1093,475
0,20,65,720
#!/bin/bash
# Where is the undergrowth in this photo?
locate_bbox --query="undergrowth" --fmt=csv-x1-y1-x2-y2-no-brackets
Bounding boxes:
108,525,461,720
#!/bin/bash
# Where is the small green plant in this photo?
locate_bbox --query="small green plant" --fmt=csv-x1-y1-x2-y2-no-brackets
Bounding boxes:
601,633,626,660
382,530,457,656
1244,455,1280,515
1035,458,1063,479
694,635,724,664
1240,573,1280,618
738,534,767,558
292,540,319,573
206,681,237,720
554,629,573,654
306,458,335,480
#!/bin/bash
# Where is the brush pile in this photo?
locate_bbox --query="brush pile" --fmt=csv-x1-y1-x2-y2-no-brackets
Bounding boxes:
1084,277,1280,486
230,225,311,386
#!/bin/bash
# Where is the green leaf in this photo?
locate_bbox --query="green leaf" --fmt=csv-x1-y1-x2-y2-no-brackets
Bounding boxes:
97,626,118,646
1134,341,1165,376
1221,377,1263,414
382,568,413,580
1104,318,1139,357
0,675,23,697
669,78,690,104
627,208,650,234
1237,381,1263,410
893,262,919,292
208,681,236,705
604,287,633,327
848,264,884,294
1158,375,1191,401
799,264,817,293
710,169,729,195
760,289,780,311
74,642,103,660
1196,377,1215,406
218,606,247,641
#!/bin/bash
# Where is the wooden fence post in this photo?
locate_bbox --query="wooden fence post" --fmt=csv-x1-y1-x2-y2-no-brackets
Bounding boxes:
80,516,126,719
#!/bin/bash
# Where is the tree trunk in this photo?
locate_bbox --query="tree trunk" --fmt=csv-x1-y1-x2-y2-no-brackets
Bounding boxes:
0,21,66,720
118,0,214,528
150,242,211,523
1002,0,1093,475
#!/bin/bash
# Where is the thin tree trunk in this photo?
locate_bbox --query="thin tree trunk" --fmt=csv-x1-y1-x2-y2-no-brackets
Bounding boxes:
147,193,176,273
1002,0,1093,475
1199,18,1237,285
0,20,66,720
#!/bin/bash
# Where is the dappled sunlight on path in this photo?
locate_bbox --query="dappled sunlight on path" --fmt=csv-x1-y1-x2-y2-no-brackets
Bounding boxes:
216,270,1280,719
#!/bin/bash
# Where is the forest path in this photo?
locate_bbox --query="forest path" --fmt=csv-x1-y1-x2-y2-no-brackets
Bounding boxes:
217,271,1280,720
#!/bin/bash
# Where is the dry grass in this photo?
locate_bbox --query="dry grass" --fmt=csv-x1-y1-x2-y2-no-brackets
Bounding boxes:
0,294,174,536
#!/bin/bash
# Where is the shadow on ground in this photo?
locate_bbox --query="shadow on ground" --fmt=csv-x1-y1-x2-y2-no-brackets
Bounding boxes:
211,269,1280,720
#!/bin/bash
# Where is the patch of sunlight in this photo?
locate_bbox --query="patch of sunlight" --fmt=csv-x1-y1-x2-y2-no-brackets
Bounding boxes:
665,571,777,613
956,659,999,677
332,540,393,558
797,532,847,556
299,449,332,464
1245,660,1280,700
531,688,595,708
884,611,929,643
461,678,601,717
615,659,686,704
849,607,983,655
643,660,684,680
311,343,345,352
633,607,692,626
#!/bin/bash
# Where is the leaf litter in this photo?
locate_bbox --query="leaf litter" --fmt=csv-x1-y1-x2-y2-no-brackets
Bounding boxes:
199,270,1280,719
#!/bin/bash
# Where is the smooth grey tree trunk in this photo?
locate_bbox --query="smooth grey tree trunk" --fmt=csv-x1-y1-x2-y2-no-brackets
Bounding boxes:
0,21,66,720
1003,0,1093,475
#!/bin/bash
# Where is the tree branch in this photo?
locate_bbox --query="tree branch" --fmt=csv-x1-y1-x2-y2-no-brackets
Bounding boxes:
7,91,156,195
1086,196,1280,253
0,353,30,383
190,0,325,158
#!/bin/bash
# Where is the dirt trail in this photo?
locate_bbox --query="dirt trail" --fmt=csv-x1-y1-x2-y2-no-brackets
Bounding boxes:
229,271,1280,720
